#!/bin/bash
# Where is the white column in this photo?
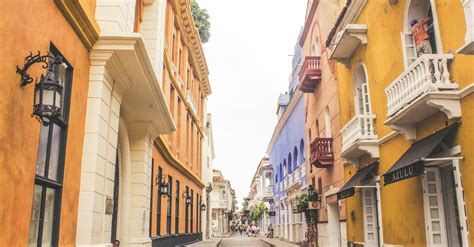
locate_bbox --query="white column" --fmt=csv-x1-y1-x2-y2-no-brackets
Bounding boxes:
77,55,125,246
462,0,474,43
127,122,157,246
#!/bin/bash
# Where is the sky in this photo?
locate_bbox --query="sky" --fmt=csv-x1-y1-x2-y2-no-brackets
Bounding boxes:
198,0,308,206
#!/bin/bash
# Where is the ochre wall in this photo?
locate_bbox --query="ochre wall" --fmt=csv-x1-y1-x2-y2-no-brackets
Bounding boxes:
151,145,202,237
0,0,92,245
336,0,474,246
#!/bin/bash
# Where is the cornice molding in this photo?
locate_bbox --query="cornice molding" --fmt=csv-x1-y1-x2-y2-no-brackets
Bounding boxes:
266,90,303,154
172,0,212,97
54,0,100,49
155,136,205,188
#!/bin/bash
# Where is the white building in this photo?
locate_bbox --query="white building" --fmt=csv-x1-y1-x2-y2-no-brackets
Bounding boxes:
210,170,234,237
245,157,273,235
76,0,175,246
201,113,215,240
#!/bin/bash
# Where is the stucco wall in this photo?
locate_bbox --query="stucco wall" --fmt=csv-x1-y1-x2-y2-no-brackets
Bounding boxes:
335,0,474,246
0,1,92,245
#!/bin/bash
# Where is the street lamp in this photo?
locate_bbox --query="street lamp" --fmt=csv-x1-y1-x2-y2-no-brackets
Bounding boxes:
16,51,64,126
156,175,169,197
182,191,192,204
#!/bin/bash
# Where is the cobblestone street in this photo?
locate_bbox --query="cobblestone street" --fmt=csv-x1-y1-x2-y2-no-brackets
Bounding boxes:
218,233,269,247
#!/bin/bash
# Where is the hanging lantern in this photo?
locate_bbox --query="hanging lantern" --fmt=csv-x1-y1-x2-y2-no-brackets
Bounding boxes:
17,51,64,126
156,175,169,197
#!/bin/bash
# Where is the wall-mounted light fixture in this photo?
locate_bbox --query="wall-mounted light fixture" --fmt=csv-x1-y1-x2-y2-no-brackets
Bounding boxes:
156,175,169,197
200,203,206,211
350,210,356,222
16,51,64,126
182,191,192,204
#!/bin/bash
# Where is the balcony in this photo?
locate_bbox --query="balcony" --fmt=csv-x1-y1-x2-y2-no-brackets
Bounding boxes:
263,186,273,201
298,56,322,93
210,200,228,209
310,138,334,168
341,114,379,165
385,54,461,140
284,168,301,193
330,24,368,63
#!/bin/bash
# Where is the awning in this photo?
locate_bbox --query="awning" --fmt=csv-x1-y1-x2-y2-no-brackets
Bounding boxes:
337,162,379,200
383,122,460,185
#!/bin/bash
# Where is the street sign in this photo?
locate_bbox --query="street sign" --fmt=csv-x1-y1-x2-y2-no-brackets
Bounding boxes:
308,201,320,210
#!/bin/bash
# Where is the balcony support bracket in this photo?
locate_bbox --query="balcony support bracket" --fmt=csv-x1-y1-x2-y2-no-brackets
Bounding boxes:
426,98,462,119
390,124,417,141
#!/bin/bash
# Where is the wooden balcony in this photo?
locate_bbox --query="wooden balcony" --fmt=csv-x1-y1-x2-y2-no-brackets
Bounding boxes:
310,138,334,168
298,56,322,93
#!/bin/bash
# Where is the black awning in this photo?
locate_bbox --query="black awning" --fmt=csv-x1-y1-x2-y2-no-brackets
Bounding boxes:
337,162,378,200
383,122,460,185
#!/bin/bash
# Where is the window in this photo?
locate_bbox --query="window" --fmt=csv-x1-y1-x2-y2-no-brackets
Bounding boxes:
166,175,173,234
199,195,202,232
29,44,72,247
196,194,199,232
149,158,154,238
190,189,194,232
156,167,163,236
178,49,182,74
175,180,180,234
294,147,298,168
300,139,305,164
185,186,189,233
288,153,292,173
172,34,176,62
325,107,332,138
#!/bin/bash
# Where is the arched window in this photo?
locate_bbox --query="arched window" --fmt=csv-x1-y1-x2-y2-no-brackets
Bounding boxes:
279,163,283,181
324,106,332,138
300,139,305,162
283,159,287,176
354,64,372,116
402,0,442,67
316,119,320,138
294,146,298,168
288,154,292,173
275,175,278,184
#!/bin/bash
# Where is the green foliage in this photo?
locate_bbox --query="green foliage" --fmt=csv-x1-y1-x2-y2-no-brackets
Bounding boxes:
249,202,268,223
297,193,318,226
242,201,249,210
191,0,211,43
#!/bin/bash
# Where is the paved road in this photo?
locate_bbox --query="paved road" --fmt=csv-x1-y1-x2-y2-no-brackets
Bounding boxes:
218,232,269,247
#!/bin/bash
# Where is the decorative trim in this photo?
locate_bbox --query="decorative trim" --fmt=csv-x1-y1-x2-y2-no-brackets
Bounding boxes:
170,0,211,97
155,136,205,188
299,0,320,46
54,0,100,49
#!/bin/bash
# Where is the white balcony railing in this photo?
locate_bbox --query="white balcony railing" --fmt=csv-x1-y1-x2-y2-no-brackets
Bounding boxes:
263,186,272,198
210,200,228,209
385,54,457,117
341,114,377,151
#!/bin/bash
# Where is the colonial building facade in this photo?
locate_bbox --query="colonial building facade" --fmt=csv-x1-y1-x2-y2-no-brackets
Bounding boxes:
267,32,308,244
299,1,347,246
245,157,273,235
150,0,212,245
0,1,99,246
210,169,235,238
325,0,474,246
201,113,216,240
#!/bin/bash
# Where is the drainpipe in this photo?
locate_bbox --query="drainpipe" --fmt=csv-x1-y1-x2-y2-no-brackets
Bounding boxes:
375,181,384,247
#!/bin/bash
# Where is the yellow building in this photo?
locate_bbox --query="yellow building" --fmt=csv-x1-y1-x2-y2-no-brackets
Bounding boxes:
150,0,212,245
0,0,99,246
327,0,474,246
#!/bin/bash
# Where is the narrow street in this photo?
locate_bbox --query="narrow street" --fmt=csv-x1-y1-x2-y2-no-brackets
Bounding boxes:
218,233,269,247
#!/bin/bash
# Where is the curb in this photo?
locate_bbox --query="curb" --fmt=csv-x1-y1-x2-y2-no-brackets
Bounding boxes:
259,239,275,247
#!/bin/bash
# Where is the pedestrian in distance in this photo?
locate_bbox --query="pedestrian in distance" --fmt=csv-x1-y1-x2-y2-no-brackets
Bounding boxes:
410,17,433,56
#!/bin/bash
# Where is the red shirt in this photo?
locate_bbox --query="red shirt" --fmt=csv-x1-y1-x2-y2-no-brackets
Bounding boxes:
411,18,430,45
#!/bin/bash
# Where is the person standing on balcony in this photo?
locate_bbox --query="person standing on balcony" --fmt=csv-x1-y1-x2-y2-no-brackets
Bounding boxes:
410,18,433,56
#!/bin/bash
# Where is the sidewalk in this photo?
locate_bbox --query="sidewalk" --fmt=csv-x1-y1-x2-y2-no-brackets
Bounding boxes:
259,237,300,247
184,238,222,247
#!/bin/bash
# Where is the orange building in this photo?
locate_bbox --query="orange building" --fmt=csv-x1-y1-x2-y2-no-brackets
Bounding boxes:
150,0,212,245
299,1,348,246
0,0,99,246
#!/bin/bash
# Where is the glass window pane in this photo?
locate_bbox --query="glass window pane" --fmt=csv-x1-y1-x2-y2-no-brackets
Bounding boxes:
432,221,441,231
433,234,442,244
429,196,438,206
48,124,62,181
28,185,42,246
430,209,439,219
428,184,437,193
42,188,56,247
36,125,50,177
427,171,436,181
